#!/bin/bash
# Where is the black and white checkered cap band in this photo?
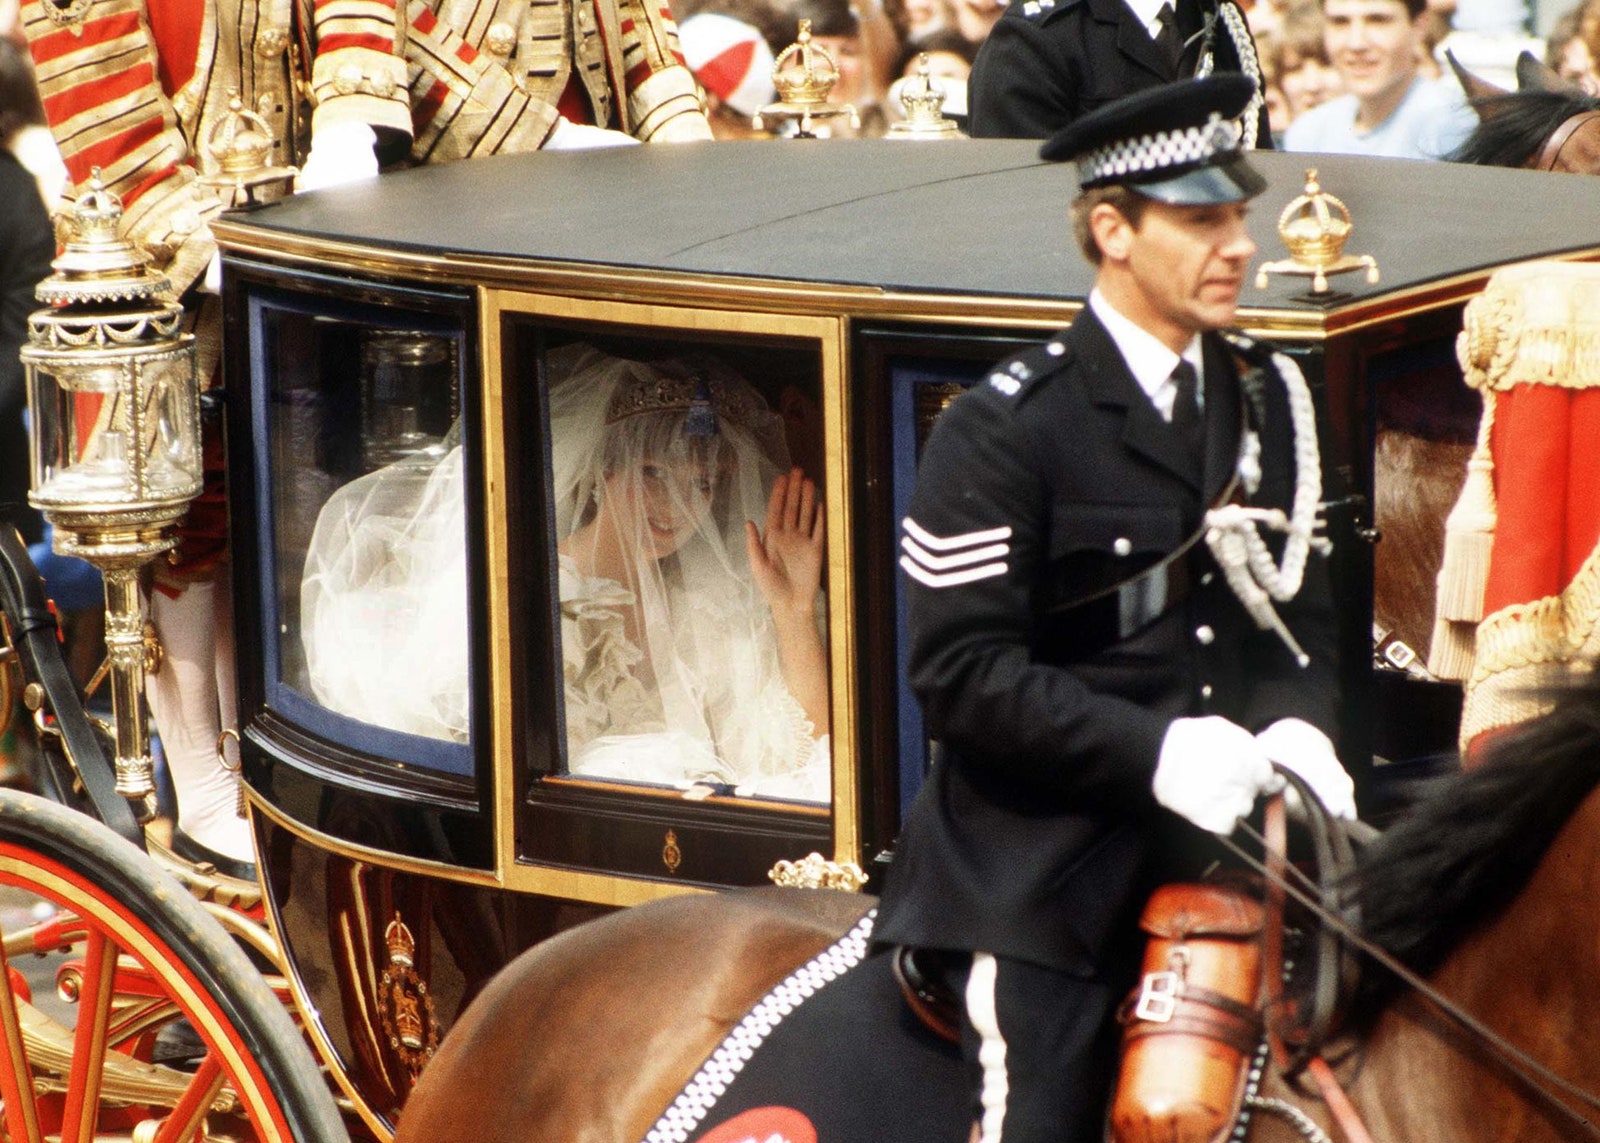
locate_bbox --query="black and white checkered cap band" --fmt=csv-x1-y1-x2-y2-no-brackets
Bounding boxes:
1079,113,1243,184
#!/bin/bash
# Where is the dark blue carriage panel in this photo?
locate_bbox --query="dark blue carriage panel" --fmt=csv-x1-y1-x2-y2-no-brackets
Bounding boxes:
853,326,1044,823
244,282,479,781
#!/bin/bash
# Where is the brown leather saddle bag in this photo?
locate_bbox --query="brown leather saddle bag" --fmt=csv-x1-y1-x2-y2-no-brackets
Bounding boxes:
1109,882,1264,1143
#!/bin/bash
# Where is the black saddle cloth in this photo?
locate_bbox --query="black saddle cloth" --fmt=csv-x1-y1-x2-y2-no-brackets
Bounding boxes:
665,944,968,1143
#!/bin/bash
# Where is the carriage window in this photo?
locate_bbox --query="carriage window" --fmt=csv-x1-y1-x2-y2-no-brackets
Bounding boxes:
250,293,475,777
540,333,831,806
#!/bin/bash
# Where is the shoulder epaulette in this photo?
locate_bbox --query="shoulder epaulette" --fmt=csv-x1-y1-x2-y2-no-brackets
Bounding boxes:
1014,0,1085,23
980,334,1073,403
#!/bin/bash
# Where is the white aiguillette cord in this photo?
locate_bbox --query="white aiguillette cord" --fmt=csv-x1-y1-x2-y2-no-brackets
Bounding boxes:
1204,351,1328,667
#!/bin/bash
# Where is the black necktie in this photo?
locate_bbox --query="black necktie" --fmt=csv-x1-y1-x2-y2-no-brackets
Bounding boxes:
1153,3,1182,72
1170,359,1204,458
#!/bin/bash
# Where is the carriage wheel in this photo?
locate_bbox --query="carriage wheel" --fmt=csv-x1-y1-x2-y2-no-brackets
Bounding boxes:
0,787,348,1143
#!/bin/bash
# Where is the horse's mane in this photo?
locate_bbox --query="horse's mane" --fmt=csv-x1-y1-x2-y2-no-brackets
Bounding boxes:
1351,673,1600,996
1450,89,1600,168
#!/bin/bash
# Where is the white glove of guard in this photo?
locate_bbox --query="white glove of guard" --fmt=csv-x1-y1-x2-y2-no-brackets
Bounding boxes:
295,121,381,193
1254,718,1357,821
1153,716,1276,835
543,117,641,151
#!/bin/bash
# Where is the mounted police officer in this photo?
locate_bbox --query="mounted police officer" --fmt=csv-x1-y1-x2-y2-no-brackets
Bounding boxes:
967,0,1273,146
874,75,1355,1143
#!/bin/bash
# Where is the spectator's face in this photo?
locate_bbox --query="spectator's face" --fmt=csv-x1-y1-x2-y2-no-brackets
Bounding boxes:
903,0,951,38
1557,37,1600,94
814,33,864,104
1279,48,1343,116
954,0,1005,43
1322,0,1425,107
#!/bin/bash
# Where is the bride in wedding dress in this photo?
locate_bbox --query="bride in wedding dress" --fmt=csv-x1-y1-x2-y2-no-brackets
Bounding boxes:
549,344,830,803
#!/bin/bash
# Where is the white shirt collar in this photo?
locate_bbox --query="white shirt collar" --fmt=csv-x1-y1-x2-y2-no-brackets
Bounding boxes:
1123,0,1170,40
1089,288,1203,420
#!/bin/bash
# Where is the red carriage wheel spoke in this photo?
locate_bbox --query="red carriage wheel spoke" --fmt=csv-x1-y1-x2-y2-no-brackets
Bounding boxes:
58,929,118,1143
153,1054,226,1143
0,922,44,1143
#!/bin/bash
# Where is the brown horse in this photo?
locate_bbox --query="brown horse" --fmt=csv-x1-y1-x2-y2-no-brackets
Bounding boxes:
394,681,1600,1143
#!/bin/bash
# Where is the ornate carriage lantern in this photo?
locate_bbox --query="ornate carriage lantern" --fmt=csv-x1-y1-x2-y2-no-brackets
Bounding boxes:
1255,169,1380,298
887,54,963,140
21,171,202,811
752,19,860,138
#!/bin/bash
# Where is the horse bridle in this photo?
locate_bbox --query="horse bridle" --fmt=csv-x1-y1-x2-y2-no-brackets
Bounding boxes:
1221,788,1600,1142
1533,108,1600,172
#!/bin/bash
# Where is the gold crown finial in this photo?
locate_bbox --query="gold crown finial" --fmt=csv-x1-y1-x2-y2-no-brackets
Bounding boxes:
206,92,275,175
752,18,860,136
1255,168,1380,297
198,90,297,205
772,20,837,106
888,53,962,139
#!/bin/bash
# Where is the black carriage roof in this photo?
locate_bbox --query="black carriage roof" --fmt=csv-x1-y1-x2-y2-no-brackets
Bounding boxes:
221,139,1600,308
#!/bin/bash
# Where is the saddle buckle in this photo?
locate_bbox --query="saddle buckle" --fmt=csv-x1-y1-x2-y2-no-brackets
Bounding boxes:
1133,946,1190,1024
1133,970,1182,1023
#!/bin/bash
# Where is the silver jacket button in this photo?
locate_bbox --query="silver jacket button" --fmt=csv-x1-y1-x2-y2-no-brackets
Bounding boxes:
1112,537,1132,556
1195,625,1215,645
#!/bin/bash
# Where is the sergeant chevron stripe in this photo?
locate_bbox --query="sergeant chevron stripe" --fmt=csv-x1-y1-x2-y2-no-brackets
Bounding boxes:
899,517,1012,588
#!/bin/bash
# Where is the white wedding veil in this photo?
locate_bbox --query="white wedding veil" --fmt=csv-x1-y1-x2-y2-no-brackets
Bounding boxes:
300,425,470,742
549,344,829,801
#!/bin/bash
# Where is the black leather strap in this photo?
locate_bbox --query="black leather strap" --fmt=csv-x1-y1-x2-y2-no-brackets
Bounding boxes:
0,526,143,847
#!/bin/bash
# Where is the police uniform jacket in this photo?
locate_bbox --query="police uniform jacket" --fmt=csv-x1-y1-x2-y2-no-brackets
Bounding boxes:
967,0,1272,145
873,306,1337,976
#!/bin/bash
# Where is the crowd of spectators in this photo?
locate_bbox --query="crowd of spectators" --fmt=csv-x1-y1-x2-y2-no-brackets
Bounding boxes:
677,0,1600,143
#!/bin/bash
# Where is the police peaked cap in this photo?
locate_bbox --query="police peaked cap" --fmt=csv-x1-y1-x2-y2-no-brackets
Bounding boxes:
1040,75,1266,205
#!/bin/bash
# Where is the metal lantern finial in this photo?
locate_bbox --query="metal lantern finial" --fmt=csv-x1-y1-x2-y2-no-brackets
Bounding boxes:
21,174,204,812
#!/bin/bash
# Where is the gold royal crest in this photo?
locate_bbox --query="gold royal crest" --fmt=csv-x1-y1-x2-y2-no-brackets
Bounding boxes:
378,913,440,1078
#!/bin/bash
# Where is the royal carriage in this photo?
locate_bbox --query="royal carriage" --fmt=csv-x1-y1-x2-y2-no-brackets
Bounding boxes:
2,138,1600,1141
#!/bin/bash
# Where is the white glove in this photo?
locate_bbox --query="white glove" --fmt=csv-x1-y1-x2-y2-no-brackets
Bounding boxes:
543,116,641,151
295,121,380,192
1153,717,1276,834
1255,718,1357,821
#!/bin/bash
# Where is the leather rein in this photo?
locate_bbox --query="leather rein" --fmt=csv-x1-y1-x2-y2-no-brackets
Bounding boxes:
1532,108,1600,173
1221,773,1600,1141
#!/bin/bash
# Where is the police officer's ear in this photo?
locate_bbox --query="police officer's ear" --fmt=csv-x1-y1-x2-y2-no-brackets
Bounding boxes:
1087,200,1137,265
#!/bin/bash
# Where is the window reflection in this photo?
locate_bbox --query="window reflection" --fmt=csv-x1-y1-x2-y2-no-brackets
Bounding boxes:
548,343,831,803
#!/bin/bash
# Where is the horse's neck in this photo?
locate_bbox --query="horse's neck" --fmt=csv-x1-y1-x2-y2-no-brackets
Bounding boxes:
1559,119,1600,172
1257,789,1600,1142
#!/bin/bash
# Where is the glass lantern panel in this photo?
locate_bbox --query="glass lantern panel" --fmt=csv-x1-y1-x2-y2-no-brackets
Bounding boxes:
28,362,136,504
140,354,202,499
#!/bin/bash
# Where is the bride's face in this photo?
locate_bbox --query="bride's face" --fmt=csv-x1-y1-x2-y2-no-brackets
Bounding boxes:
603,454,718,559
